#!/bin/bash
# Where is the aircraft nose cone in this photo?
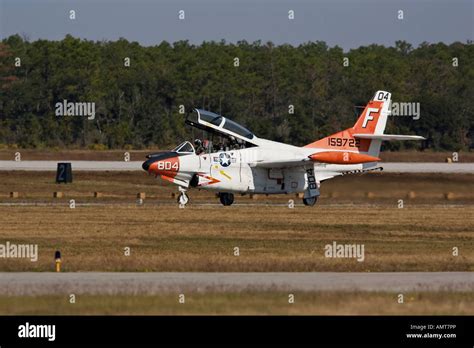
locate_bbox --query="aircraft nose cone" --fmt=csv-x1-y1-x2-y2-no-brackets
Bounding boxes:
142,160,150,172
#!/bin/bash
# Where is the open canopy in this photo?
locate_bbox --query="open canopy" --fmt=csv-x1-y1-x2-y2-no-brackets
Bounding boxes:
186,109,258,144
172,141,195,153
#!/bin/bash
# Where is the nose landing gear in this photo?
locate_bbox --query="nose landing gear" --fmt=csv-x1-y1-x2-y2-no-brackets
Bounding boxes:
177,186,189,206
219,192,234,206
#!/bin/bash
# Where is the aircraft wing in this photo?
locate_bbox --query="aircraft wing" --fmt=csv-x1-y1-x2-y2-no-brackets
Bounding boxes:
249,158,312,168
314,171,343,182
251,158,343,182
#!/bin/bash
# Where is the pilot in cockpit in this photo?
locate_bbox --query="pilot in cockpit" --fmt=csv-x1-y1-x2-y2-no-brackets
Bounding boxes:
235,138,243,149
202,139,210,153
194,139,204,154
194,138,211,154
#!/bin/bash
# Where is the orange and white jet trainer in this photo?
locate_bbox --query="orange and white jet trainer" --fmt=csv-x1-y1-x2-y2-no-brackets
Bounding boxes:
142,91,425,206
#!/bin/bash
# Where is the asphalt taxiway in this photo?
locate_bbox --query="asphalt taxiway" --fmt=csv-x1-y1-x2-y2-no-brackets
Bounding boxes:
0,272,472,295
0,161,473,173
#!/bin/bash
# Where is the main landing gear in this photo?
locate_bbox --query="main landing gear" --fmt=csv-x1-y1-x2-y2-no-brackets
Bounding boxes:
303,196,318,206
219,192,234,206
177,186,189,206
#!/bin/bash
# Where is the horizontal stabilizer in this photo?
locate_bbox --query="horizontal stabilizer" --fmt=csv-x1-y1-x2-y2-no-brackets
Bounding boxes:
353,134,425,141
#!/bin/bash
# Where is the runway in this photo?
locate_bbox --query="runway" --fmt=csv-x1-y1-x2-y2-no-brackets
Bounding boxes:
0,160,141,171
0,272,472,295
0,160,472,173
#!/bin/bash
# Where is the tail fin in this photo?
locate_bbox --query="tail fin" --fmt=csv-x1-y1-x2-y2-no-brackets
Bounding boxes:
304,90,392,158
352,91,391,136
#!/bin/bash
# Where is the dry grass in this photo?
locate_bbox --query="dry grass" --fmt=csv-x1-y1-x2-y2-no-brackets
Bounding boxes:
0,171,472,272
0,171,473,203
0,291,472,315
0,203,472,272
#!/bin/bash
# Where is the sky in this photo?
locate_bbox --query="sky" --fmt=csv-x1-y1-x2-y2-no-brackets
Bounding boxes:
0,0,472,50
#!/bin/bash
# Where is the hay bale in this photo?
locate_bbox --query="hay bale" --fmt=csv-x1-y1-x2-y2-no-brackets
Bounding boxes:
53,192,63,198
296,193,304,199
93,192,103,198
136,192,146,199
366,192,375,199
407,191,416,199
10,192,19,198
445,157,452,163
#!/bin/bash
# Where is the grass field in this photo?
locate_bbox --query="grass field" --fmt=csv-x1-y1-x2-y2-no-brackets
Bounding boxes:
0,291,472,315
0,203,472,272
0,171,472,272
0,171,473,203
0,171,472,315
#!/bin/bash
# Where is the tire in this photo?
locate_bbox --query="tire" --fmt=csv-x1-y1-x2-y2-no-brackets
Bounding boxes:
178,193,189,205
302,196,318,206
219,192,234,206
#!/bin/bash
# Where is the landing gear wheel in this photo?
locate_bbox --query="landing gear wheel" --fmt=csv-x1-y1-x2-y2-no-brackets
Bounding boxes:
303,196,318,206
219,192,234,206
178,192,189,205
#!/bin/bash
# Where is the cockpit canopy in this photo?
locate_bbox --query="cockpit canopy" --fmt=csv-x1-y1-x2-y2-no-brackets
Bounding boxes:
172,141,195,153
186,109,257,144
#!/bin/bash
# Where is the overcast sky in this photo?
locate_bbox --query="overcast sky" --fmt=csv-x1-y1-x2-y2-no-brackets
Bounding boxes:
0,0,472,50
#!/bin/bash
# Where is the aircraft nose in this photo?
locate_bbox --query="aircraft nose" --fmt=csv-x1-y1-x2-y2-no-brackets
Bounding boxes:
142,160,151,172
142,152,180,175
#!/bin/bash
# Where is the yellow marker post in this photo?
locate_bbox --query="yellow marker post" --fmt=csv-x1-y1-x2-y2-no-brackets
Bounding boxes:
55,250,61,272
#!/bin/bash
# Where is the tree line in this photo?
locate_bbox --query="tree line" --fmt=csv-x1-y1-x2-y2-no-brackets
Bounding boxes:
0,34,472,151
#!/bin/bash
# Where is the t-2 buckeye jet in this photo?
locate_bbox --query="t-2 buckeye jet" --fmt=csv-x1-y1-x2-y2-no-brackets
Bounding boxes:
142,91,424,206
